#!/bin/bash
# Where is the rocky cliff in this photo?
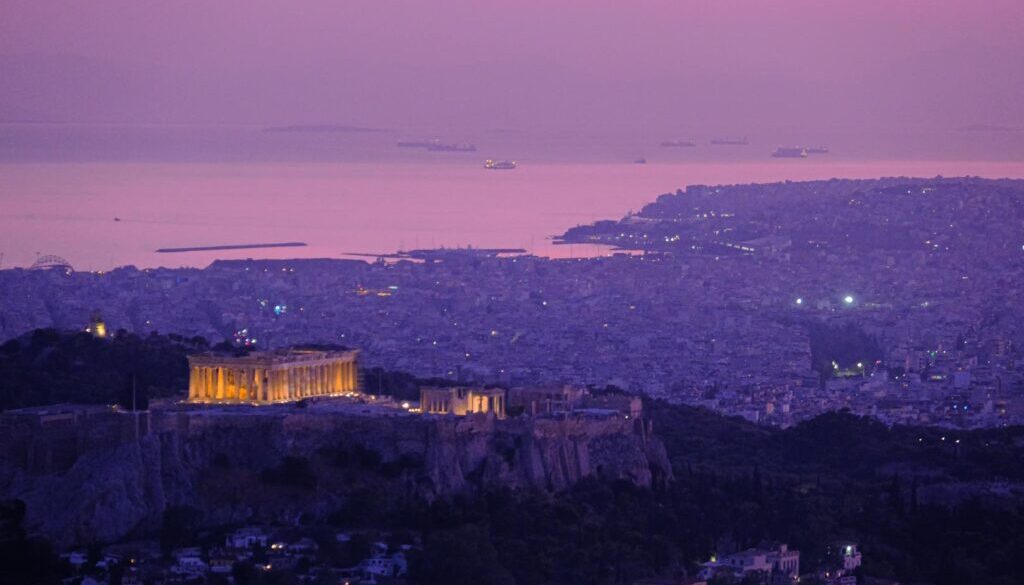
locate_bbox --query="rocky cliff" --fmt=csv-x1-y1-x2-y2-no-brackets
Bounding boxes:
0,403,671,548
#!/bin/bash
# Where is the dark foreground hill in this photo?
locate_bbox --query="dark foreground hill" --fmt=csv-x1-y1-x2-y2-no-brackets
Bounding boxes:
0,330,1022,585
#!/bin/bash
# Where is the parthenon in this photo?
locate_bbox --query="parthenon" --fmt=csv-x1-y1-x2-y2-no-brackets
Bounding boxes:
187,348,360,403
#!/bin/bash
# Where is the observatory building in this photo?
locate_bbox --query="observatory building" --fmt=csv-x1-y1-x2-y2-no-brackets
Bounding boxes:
187,348,360,404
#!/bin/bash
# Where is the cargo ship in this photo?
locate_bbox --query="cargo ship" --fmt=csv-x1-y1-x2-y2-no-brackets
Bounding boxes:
710,137,749,145
484,159,517,170
771,146,808,158
660,139,697,147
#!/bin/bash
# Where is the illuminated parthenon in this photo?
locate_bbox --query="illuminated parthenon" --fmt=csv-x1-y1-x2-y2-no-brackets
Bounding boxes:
187,348,360,403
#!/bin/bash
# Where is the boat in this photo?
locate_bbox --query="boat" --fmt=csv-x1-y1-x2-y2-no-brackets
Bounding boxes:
484,159,517,170
771,146,808,158
660,139,697,148
427,142,477,152
806,146,829,154
710,137,749,145
633,158,647,164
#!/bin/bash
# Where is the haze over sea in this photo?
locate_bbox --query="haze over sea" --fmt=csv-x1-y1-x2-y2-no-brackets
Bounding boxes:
2,123,1023,271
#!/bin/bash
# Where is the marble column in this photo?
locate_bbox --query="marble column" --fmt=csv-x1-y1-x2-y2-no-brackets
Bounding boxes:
215,368,224,400
239,368,249,401
254,368,264,402
188,367,198,400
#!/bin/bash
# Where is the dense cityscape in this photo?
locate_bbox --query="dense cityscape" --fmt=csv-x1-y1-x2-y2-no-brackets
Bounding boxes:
3,177,1022,429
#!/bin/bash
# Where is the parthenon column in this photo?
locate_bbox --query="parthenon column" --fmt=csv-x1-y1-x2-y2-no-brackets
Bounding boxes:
250,370,260,403
238,368,249,401
216,368,225,400
188,368,196,400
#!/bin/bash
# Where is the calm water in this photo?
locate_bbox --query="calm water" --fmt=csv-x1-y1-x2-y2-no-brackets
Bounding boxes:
2,125,1023,270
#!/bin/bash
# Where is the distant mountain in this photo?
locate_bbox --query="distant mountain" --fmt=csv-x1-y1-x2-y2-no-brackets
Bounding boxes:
263,124,389,133
957,123,1024,133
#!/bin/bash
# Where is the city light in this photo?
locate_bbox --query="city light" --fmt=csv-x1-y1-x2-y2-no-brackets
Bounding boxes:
843,295,854,304
795,298,803,305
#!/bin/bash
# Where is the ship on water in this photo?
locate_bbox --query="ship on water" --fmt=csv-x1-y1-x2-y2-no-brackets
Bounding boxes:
660,139,697,147
771,146,809,158
806,146,829,154
484,159,517,170
428,142,477,152
710,137,749,145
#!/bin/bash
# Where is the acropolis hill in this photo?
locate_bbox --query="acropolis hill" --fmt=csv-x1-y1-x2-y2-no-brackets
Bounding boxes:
0,397,670,548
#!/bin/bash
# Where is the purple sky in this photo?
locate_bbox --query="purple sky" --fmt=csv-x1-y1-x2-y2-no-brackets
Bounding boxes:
2,1,1023,133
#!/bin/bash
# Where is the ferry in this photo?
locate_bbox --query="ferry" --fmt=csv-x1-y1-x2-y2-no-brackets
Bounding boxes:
484,159,517,170
660,139,697,147
710,137,749,145
771,146,809,158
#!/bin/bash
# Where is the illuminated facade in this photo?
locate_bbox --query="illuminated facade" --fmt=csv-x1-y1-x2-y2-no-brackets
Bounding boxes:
86,311,107,338
419,386,507,418
187,348,360,403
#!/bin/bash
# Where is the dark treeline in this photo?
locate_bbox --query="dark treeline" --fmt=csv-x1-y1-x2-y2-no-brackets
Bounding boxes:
808,322,883,382
0,328,204,411
361,366,461,402
354,404,1021,585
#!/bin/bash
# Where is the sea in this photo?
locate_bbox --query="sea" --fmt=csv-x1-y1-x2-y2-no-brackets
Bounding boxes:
1,123,1023,271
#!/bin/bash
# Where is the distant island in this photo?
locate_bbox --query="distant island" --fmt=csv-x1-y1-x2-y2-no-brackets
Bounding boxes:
263,124,388,133
957,123,1024,133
